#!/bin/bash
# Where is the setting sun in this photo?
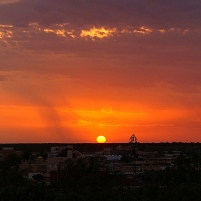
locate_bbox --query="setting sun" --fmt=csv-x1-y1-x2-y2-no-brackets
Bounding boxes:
96,136,106,143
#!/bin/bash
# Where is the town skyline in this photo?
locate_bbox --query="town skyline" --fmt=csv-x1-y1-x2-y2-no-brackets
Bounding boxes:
0,0,201,143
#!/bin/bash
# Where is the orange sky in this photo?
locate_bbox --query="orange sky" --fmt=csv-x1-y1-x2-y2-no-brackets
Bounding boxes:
0,0,201,143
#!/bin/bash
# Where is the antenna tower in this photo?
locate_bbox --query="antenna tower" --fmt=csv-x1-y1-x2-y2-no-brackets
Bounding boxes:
129,134,138,144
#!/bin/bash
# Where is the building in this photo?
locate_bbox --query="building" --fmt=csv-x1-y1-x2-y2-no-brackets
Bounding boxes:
0,147,22,160
20,156,47,173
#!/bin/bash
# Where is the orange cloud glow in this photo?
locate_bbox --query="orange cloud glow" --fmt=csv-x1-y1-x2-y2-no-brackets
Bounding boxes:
133,26,152,34
80,27,116,39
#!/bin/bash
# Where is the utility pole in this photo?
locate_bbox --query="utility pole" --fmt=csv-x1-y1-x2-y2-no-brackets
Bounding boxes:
129,134,138,178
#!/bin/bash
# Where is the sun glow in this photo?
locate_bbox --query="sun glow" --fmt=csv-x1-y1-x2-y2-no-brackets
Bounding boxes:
96,135,106,143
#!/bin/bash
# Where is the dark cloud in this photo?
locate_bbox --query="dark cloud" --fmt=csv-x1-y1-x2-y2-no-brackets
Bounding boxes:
0,0,201,29
0,0,201,57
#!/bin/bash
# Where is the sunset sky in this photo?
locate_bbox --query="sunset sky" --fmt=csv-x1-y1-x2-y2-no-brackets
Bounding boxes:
0,0,201,143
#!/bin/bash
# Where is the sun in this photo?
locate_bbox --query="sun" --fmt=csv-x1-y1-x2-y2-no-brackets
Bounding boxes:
96,135,106,143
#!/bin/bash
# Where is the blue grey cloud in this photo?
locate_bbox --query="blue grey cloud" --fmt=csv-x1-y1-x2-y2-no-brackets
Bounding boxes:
0,0,201,29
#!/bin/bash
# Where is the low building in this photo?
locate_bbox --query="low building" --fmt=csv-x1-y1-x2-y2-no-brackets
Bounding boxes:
19,156,47,173
67,150,83,159
0,147,22,160
47,157,68,183
47,157,68,172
